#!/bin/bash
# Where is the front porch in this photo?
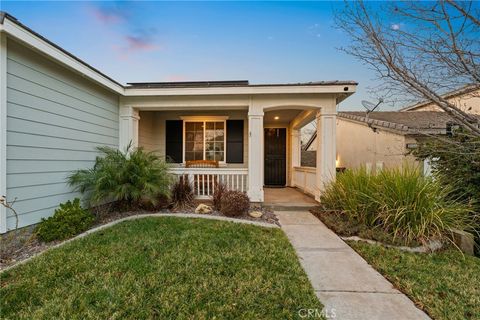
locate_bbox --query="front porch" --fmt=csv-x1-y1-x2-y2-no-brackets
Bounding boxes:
263,187,318,210
118,81,356,203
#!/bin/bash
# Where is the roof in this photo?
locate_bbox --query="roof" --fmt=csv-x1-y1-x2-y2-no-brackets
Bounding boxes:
338,111,456,135
126,80,358,89
127,80,250,88
401,84,480,111
304,111,458,149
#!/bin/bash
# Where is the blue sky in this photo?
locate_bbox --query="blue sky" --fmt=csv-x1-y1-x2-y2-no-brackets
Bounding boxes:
2,1,389,110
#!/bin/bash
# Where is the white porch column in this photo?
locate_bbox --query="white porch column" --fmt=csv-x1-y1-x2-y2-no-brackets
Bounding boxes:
315,109,337,201
289,128,301,187
119,106,140,152
247,106,264,202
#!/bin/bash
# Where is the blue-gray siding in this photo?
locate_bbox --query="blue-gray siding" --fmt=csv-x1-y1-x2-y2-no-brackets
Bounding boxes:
5,40,119,230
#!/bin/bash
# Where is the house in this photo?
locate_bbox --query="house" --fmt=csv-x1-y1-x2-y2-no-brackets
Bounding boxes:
401,84,480,114
0,12,357,233
302,84,480,174
334,111,455,174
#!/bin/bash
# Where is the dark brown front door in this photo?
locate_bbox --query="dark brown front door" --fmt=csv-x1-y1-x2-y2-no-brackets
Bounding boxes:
264,128,286,186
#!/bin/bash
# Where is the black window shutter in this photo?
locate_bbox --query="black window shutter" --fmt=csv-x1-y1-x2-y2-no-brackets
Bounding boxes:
165,120,183,163
226,120,244,163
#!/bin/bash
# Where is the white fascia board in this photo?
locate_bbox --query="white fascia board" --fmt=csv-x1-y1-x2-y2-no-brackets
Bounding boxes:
124,85,357,97
0,20,125,95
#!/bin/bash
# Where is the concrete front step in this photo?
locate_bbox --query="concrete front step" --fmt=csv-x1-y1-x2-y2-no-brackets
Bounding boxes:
263,203,316,211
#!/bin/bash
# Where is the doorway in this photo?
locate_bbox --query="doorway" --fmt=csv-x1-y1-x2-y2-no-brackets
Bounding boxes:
264,128,286,186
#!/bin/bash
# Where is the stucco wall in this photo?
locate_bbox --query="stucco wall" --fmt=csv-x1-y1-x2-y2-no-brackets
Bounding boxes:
407,88,480,114
5,40,120,230
336,118,418,173
138,110,249,168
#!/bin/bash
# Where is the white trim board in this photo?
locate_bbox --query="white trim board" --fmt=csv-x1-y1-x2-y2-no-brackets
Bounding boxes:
0,34,7,233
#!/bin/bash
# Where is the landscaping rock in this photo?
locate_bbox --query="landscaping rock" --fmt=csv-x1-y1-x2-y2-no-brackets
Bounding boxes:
195,204,212,214
452,229,475,256
249,211,263,218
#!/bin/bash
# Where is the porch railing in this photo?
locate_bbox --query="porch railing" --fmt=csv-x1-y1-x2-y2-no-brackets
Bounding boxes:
292,166,317,197
169,168,248,199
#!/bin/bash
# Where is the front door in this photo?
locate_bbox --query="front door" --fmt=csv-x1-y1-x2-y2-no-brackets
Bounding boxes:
264,128,286,186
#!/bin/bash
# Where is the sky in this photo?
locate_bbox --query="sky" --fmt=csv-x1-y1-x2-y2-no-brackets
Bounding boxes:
1,1,392,111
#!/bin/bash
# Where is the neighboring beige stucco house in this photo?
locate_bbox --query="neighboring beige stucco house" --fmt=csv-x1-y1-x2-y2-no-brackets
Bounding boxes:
303,85,479,174
0,12,357,233
335,112,454,174
401,85,480,114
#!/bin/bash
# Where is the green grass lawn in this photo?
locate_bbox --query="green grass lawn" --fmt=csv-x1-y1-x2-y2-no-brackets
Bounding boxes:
350,242,480,320
1,217,321,319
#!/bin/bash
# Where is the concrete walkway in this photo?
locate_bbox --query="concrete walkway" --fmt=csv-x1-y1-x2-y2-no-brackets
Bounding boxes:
276,211,430,320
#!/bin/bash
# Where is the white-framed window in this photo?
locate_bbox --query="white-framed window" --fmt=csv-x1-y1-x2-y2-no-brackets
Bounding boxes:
181,116,227,163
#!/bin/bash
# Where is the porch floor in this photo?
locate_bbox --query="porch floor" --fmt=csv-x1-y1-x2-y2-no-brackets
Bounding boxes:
264,187,317,208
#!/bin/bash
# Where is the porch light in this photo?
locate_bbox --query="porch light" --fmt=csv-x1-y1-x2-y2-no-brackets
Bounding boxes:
274,116,279,120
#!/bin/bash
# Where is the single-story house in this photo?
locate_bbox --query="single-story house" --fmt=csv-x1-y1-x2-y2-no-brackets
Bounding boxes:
303,111,456,174
0,12,357,233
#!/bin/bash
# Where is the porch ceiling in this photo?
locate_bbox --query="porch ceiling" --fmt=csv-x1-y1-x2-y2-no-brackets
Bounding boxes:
264,109,302,125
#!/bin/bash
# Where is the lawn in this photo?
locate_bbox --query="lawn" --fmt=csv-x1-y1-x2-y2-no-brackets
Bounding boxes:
350,242,480,320
1,217,321,319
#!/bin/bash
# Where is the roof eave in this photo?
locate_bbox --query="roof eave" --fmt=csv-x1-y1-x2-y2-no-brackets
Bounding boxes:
123,84,357,96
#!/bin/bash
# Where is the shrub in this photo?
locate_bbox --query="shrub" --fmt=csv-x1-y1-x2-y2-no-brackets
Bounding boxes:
36,198,95,242
321,166,476,244
220,191,250,217
212,182,227,210
171,177,194,210
320,168,378,225
68,145,172,209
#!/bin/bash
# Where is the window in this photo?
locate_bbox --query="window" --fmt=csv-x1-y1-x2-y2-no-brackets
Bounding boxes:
184,120,225,162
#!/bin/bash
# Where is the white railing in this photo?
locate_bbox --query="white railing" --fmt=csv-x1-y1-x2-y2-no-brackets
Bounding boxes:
293,166,317,196
170,167,248,198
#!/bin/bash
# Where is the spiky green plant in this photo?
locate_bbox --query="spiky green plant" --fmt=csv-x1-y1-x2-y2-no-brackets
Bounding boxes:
374,167,475,244
320,167,378,226
68,145,172,208
321,166,476,245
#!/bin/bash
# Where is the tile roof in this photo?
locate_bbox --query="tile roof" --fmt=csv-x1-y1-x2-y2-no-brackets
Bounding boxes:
338,111,457,135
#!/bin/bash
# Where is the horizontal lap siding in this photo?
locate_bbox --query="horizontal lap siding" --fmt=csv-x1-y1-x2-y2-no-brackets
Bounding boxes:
138,111,157,152
5,40,120,230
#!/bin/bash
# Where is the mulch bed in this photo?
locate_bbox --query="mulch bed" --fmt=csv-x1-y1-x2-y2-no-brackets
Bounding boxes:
1,203,278,270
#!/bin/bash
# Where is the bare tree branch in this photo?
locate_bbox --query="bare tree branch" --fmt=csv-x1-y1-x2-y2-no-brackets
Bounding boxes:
335,0,480,135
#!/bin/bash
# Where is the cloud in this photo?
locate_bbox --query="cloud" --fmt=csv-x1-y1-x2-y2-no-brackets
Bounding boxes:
113,29,161,60
87,4,127,25
391,24,401,31
85,4,161,59
125,32,158,52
